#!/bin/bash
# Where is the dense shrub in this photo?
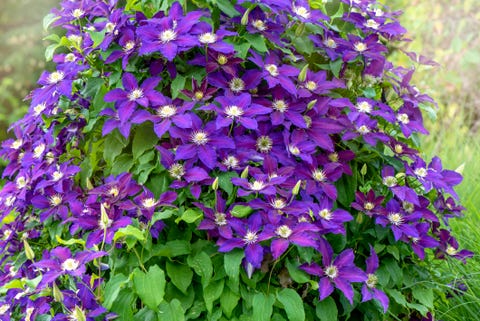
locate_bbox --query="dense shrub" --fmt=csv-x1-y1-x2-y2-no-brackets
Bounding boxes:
0,0,472,320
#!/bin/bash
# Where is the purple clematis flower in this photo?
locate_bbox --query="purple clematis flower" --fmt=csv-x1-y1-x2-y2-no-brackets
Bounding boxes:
217,213,270,269
34,247,106,289
137,2,203,60
297,70,344,98
134,189,177,220
410,223,440,260
190,22,236,53
105,27,138,69
309,197,353,234
375,199,422,241
435,229,473,264
196,191,233,239
301,240,367,304
395,102,428,138
291,0,329,23
361,246,389,312
351,189,385,217
103,72,163,123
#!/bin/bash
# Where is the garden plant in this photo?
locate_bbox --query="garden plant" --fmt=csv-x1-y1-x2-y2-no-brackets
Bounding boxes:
0,0,473,320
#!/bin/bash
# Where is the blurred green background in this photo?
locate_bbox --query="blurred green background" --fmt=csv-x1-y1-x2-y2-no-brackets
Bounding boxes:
0,0,479,319
0,0,57,141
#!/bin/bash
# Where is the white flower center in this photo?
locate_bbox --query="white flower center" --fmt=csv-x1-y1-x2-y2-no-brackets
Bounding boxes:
68,307,86,321
365,19,380,29
49,194,63,207
394,144,404,154
383,176,397,187
65,53,77,62
305,81,317,91
265,64,279,77
312,169,326,182
169,163,185,179
446,246,457,256
414,167,427,178
68,35,82,45
403,201,414,213
272,100,288,112
48,71,65,84
356,101,372,113
105,22,116,33
142,198,157,209
252,20,267,31
270,198,287,210
222,155,239,169
191,131,209,145
249,180,265,191
214,212,227,226
388,212,404,226
229,77,245,92
294,6,311,19
397,113,410,124
319,209,333,220
243,230,258,244
123,41,135,52
225,105,244,118
52,171,64,181
328,152,339,162
33,103,47,116
5,195,16,207
0,304,10,315
16,176,28,189
157,105,177,118
324,265,338,279
199,32,217,44
288,145,300,155
366,273,378,288
10,139,23,149
3,229,12,240
33,144,46,158
324,38,337,48
364,202,375,211
62,258,80,271
357,125,370,134
160,29,177,43
71,9,85,18
276,225,293,238
128,88,144,101
25,307,34,321
354,42,368,52
256,136,273,153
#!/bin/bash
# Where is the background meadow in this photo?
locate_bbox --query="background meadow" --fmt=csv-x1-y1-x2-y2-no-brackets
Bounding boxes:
0,0,479,319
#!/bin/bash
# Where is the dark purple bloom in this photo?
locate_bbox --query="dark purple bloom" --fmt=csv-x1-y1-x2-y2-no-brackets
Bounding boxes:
309,197,353,234
351,190,385,216
134,189,177,220
410,223,440,260
190,22,236,53
301,241,367,304
105,27,138,69
297,70,344,98
361,246,389,312
375,199,422,241
436,229,473,263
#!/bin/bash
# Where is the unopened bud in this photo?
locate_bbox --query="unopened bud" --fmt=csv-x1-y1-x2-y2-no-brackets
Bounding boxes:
86,177,93,190
298,64,308,83
53,282,64,302
73,306,87,321
23,239,35,261
455,163,465,175
295,22,305,36
212,177,219,191
356,212,364,224
292,180,302,196
241,7,253,25
100,203,109,230
241,166,249,179
360,164,367,176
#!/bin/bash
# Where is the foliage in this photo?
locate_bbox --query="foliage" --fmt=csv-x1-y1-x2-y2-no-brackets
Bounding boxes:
0,0,473,320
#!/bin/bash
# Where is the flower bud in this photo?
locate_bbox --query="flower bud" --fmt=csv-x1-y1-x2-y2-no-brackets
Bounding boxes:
240,166,249,179
23,239,35,261
298,64,308,83
292,180,302,196
212,177,219,191
53,282,64,302
295,22,305,36
241,7,252,25
100,203,110,230
360,164,367,176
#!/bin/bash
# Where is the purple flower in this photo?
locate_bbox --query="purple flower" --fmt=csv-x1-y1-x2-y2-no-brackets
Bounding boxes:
309,197,353,234
297,70,344,98
104,72,163,123
301,241,367,304
137,2,203,60
361,246,389,313
34,247,106,289
410,223,440,260
134,189,177,220
105,27,138,69
351,190,385,216
435,229,473,263
190,22,236,53
375,199,421,241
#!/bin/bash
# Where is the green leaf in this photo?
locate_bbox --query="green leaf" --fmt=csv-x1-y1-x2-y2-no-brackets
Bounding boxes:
175,208,203,224
231,205,253,218
412,287,434,309
203,279,224,313
111,154,134,175
383,258,403,286
103,273,129,309
171,75,186,99
362,87,377,99
132,124,158,160
224,249,244,291
406,302,429,316
45,43,59,61
43,13,60,31
218,171,238,195
114,225,145,242
133,265,166,311
277,288,305,321
215,0,240,17
252,293,275,321
187,252,213,288
104,131,127,164
286,259,310,284
158,299,185,321
89,30,107,48
111,289,135,320
386,289,407,306
153,240,191,257
55,235,86,247
166,261,193,294
220,287,240,318
243,34,268,53
329,59,343,78
315,297,338,321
